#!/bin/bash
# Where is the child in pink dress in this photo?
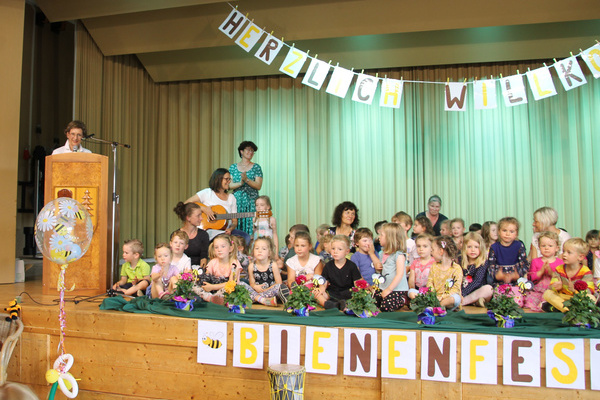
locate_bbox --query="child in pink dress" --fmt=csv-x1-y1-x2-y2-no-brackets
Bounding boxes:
524,231,564,311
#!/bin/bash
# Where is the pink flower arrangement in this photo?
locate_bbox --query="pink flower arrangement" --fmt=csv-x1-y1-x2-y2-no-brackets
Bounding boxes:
355,279,369,290
574,280,589,292
418,286,430,294
295,275,308,285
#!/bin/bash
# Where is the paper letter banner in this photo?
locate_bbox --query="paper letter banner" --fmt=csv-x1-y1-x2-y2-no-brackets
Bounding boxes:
235,22,263,52
526,66,557,101
305,327,338,375
279,47,308,78
381,330,416,379
379,78,403,108
444,83,468,111
546,338,585,390
198,321,228,366
590,339,600,391
460,334,497,385
268,325,301,366
233,323,264,369
352,74,378,105
582,43,600,78
473,79,497,110
501,75,528,107
219,9,247,39
502,336,540,387
343,329,378,377
302,58,330,90
255,34,284,65
326,66,354,99
554,57,587,91
421,332,457,382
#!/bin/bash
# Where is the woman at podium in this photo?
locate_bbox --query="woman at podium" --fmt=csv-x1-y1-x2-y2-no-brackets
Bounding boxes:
52,120,92,154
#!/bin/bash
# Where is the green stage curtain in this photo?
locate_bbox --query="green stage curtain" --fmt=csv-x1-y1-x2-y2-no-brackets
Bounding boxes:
75,24,600,253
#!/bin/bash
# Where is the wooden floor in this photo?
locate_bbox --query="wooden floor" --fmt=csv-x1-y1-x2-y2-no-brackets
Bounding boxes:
2,267,597,400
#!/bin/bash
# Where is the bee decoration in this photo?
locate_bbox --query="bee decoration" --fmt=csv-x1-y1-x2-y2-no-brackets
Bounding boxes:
201,332,224,349
5,298,21,321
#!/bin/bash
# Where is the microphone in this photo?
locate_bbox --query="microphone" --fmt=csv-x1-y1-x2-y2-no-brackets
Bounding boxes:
83,133,95,139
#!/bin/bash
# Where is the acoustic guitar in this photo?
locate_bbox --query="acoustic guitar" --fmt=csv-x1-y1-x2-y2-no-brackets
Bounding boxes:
196,202,272,230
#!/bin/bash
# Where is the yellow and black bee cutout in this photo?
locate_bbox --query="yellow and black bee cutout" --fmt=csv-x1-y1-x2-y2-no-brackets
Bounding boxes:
201,332,223,349
5,298,21,321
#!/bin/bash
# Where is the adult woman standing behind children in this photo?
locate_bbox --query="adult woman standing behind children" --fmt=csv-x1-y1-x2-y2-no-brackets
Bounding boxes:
529,206,570,261
173,202,209,268
415,195,448,236
229,141,263,236
328,201,360,249
185,168,251,244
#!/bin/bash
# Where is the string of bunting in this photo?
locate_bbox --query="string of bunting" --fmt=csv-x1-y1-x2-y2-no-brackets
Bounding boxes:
219,4,600,111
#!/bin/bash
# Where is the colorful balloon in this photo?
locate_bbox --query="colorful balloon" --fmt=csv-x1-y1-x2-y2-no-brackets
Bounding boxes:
35,198,93,265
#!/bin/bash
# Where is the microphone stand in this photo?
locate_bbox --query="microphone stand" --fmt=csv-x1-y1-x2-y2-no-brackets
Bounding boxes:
83,134,131,288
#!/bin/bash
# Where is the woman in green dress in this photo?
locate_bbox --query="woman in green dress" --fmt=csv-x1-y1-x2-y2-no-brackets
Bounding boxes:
229,141,263,236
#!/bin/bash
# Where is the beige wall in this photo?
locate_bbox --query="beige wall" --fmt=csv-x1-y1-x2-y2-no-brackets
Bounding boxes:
0,0,25,283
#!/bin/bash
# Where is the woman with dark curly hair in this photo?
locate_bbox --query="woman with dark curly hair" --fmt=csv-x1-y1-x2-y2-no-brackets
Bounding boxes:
229,140,263,236
328,201,360,249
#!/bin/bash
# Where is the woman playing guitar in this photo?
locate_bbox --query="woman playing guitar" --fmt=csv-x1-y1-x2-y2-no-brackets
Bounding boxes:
185,168,251,245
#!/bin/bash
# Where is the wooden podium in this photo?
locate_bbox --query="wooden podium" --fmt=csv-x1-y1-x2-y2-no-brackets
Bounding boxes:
43,153,109,295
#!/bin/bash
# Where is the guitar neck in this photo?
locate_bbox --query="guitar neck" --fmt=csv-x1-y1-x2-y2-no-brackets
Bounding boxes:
213,212,256,221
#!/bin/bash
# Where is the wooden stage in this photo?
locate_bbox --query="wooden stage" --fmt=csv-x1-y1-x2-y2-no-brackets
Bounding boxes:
2,271,599,400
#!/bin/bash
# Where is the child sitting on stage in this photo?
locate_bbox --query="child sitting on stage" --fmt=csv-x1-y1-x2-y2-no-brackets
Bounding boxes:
413,216,435,239
351,228,382,285
313,235,362,310
487,217,529,306
408,234,435,300
460,233,493,306
428,236,463,310
450,218,465,251
194,234,242,305
542,238,595,312
282,224,311,263
150,243,179,299
112,239,151,297
373,223,409,311
316,233,333,265
585,229,599,273
242,237,282,307
285,231,323,287
253,195,279,253
524,231,564,311
170,230,191,274
392,212,418,265
232,235,250,281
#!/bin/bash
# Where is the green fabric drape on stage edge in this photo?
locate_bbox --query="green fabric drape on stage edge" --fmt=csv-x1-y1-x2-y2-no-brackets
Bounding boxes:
99,297,600,339
75,24,600,253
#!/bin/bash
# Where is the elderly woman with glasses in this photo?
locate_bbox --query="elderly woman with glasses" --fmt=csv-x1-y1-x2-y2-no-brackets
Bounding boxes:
185,168,251,244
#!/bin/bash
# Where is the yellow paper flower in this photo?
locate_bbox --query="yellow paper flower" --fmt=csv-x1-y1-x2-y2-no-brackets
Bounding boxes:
224,280,236,294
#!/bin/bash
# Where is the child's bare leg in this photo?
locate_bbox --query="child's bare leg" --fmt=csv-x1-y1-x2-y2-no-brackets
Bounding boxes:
151,280,165,299
440,296,456,308
167,276,179,292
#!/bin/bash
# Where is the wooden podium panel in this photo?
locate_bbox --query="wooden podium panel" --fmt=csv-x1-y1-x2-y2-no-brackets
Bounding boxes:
43,153,109,295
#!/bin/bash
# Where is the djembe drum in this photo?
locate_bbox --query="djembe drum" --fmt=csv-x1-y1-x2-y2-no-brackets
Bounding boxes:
267,364,305,400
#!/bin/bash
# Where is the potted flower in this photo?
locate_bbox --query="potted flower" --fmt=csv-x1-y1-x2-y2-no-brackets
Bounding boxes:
562,280,600,328
410,287,447,325
171,272,197,311
223,280,252,314
285,275,317,316
345,279,380,318
486,284,523,327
